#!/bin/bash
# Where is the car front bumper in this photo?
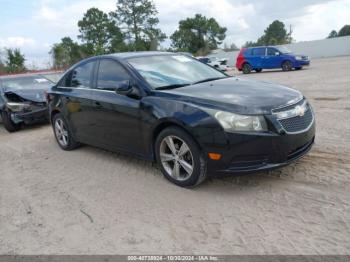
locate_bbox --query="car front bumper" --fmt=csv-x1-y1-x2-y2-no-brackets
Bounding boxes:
204,121,315,175
10,107,49,124
295,60,310,67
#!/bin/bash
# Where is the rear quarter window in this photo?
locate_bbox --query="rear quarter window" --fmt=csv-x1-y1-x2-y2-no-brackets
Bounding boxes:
244,49,253,55
252,48,266,56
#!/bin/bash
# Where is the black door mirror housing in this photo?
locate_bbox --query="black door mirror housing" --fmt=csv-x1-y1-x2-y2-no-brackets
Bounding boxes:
115,80,133,95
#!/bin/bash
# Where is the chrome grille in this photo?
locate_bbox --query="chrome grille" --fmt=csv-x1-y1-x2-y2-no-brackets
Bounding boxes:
278,103,314,133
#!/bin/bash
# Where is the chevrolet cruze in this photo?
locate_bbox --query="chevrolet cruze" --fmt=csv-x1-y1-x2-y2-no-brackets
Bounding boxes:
48,52,315,187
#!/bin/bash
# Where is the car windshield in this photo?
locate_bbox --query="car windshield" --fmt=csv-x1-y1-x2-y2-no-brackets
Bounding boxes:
0,75,56,91
127,54,227,89
277,46,292,54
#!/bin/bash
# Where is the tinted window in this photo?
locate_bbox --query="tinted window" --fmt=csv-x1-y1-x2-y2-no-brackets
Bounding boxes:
252,48,266,56
58,73,70,87
97,59,130,89
244,49,253,55
70,61,94,88
267,47,278,56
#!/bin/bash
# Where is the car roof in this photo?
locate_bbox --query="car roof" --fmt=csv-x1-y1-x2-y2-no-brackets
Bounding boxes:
246,46,278,49
105,51,175,60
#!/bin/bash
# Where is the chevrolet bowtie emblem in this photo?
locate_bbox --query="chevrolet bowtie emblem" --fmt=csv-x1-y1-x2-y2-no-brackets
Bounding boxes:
295,105,305,117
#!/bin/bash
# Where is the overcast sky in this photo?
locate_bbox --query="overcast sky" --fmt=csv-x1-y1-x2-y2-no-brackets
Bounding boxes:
0,0,349,68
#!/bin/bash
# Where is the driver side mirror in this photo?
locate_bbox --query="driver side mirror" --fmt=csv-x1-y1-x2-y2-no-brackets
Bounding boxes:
275,52,280,56
115,80,142,99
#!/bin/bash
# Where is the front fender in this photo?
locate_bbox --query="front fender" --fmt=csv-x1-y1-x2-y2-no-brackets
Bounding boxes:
141,96,229,158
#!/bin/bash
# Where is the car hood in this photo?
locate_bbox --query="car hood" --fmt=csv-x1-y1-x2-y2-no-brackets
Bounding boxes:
161,77,303,114
3,88,47,103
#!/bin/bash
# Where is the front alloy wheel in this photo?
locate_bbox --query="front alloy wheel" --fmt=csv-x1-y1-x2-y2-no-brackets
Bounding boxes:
156,127,207,187
160,135,194,181
282,61,293,71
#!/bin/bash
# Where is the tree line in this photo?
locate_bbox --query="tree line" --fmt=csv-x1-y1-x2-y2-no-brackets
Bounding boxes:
3,0,350,73
0,48,26,74
327,25,350,39
50,0,228,69
243,20,293,47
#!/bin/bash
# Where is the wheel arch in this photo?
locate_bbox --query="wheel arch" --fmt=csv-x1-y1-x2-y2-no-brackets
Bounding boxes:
151,120,203,161
50,109,61,123
281,59,293,66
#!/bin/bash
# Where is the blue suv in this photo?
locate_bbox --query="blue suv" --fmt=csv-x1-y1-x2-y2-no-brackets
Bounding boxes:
236,46,310,74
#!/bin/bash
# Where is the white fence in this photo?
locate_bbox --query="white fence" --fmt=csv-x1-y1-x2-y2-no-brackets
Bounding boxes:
207,35,350,66
279,35,350,59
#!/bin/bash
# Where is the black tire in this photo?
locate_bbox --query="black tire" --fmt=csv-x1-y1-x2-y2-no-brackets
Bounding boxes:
52,113,80,151
1,110,21,132
282,60,293,71
242,63,252,74
295,67,302,70
155,127,207,187
255,68,262,73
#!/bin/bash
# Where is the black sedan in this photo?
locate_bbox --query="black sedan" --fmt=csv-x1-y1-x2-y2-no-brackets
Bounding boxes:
48,52,315,187
0,72,61,132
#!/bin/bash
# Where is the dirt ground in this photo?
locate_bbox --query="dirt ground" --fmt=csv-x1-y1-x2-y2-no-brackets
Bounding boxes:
0,56,350,255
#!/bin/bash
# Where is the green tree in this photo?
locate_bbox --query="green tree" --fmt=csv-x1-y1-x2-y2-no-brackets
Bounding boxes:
111,0,166,51
259,20,291,45
245,20,292,47
78,7,125,55
50,37,85,69
4,48,26,73
327,30,338,38
170,14,227,55
338,25,350,37
243,41,259,47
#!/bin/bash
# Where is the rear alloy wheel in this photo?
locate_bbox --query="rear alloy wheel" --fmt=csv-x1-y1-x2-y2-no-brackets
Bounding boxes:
242,63,252,74
282,61,293,71
1,110,21,132
53,113,80,151
156,127,207,187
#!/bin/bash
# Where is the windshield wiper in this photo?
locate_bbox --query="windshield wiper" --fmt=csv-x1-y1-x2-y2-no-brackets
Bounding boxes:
155,83,190,90
155,76,230,90
191,76,229,85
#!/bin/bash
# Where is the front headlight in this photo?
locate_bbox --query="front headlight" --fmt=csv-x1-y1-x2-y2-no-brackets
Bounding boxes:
204,109,268,132
6,102,32,112
295,55,303,60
